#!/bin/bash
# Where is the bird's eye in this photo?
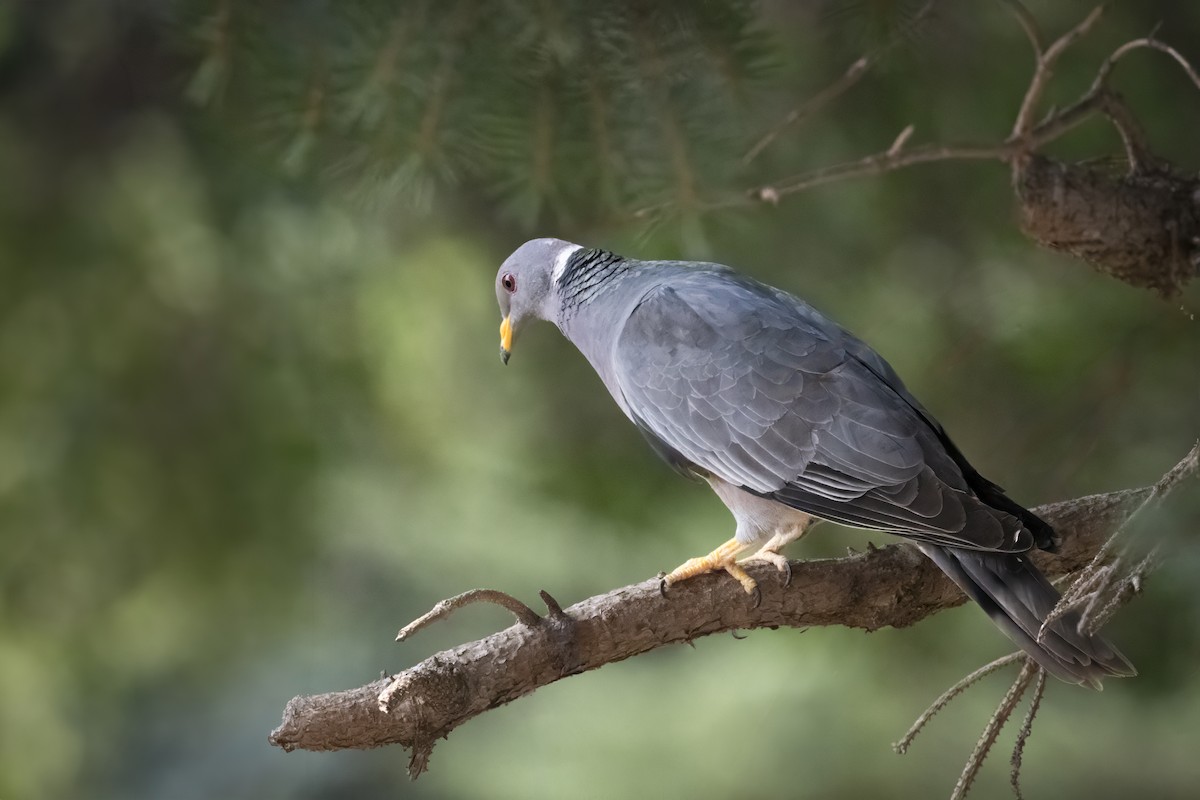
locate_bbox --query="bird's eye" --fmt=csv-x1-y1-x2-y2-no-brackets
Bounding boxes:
502,273,517,293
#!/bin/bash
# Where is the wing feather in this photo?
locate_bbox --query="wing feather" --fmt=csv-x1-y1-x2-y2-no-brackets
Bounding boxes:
613,274,1031,552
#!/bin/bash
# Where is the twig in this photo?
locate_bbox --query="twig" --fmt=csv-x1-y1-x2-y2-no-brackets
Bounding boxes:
1012,5,1107,140
741,0,939,166
1094,37,1200,94
1009,669,1047,800
893,651,1024,755
1078,548,1158,635
1042,442,1199,640
539,589,566,617
1083,31,1200,172
739,3,1158,205
951,660,1039,800
1093,90,1155,172
741,56,871,166
395,588,541,642
887,124,916,157
632,3,1200,234
754,142,1012,201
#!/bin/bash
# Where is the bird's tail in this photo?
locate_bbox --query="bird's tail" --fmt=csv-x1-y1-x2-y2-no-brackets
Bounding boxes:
919,544,1137,688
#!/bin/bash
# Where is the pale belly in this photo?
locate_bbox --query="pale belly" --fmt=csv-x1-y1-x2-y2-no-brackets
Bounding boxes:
706,476,814,544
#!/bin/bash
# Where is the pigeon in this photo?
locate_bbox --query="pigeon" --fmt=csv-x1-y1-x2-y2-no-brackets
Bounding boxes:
494,238,1135,687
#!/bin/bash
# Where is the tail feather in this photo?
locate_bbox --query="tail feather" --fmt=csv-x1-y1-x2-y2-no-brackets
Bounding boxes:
919,544,1136,688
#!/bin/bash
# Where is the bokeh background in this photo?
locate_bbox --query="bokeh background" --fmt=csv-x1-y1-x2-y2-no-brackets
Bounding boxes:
2,1,1199,798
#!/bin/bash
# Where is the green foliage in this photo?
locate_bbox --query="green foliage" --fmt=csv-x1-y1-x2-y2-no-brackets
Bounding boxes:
178,0,775,229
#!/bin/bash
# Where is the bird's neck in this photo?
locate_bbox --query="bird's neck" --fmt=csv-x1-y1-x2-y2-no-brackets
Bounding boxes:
553,251,649,415
554,248,630,320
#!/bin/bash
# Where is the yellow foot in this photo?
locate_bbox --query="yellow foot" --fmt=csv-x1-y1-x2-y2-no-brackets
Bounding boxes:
738,524,812,588
741,548,791,587
660,538,758,604
740,531,796,587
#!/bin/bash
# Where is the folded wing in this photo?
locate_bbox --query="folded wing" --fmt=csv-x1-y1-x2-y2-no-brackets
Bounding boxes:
612,272,1031,553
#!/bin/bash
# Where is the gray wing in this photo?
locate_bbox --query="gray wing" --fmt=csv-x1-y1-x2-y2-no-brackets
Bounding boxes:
612,272,1031,552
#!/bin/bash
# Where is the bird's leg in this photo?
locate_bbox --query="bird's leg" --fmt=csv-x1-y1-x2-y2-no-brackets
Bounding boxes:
739,518,815,588
660,537,757,596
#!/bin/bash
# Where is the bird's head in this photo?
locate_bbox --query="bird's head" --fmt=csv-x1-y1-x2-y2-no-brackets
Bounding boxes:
495,238,581,364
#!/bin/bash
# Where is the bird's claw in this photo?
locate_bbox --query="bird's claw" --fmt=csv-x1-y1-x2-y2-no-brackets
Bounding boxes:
740,549,792,588
659,538,768,605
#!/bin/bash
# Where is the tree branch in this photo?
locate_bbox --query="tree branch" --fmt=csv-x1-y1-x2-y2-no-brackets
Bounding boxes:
731,4,1200,295
269,451,1196,777
742,6,1116,204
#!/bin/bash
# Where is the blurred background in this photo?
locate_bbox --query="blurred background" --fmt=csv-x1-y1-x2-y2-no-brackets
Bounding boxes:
1,1,1198,798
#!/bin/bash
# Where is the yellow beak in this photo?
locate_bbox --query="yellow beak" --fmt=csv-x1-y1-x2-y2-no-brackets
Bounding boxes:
499,316,513,364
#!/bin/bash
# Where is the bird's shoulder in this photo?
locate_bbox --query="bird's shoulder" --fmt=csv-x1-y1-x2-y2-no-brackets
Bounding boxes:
619,264,838,358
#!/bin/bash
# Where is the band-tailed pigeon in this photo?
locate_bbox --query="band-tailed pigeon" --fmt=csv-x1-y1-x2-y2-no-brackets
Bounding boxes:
494,238,1134,687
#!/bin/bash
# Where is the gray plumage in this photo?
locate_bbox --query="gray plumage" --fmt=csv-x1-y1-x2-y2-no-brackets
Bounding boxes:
496,238,1134,688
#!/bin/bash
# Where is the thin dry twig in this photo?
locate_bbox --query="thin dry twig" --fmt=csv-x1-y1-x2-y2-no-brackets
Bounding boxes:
893,651,1024,755
757,141,1012,200
1078,548,1159,635
887,124,916,157
951,660,1039,800
636,2,1200,230
741,56,871,166
1080,28,1200,173
999,0,1044,58
539,589,567,617
1094,36,1200,93
741,0,939,166
1042,441,1199,640
395,588,541,642
1012,5,1107,139
1092,90,1155,172
741,2,1110,206
739,3,1198,205
1009,669,1047,800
